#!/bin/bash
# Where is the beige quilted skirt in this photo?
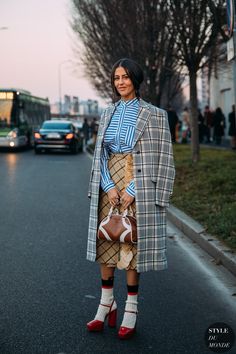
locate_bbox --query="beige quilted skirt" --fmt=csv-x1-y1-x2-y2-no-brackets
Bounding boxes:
96,153,137,270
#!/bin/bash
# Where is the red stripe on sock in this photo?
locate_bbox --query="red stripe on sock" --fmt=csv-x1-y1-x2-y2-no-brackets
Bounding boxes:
102,285,113,289
128,292,138,296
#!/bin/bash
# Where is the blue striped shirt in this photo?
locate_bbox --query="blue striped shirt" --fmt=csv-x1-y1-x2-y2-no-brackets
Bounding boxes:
100,97,139,197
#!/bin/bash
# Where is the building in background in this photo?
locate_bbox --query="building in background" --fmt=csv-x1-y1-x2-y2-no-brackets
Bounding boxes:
181,43,233,139
64,95,71,114
50,95,103,122
208,43,234,138
79,99,99,115
72,96,79,114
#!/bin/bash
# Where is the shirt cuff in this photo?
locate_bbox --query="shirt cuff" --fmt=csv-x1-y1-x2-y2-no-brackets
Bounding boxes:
125,181,135,197
103,181,115,193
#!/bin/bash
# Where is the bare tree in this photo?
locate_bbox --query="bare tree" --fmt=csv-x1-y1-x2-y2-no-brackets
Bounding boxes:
168,0,226,162
70,0,183,106
160,70,186,111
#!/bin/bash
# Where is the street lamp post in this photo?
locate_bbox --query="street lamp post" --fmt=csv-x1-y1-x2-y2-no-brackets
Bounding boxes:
58,60,70,117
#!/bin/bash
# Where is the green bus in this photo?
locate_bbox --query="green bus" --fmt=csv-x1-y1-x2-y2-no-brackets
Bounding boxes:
0,88,50,148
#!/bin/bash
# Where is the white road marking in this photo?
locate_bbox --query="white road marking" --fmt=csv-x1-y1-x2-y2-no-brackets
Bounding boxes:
85,294,96,299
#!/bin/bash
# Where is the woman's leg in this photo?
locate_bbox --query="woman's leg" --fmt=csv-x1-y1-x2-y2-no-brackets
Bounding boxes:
87,264,117,331
118,269,140,339
126,269,139,285
101,263,115,280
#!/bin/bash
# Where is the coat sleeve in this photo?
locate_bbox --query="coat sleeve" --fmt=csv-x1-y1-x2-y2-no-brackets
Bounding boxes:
155,110,175,207
88,110,106,198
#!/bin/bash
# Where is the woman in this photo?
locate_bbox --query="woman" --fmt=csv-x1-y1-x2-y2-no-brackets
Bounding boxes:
181,107,190,143
86,58,175,339
213,107,225,145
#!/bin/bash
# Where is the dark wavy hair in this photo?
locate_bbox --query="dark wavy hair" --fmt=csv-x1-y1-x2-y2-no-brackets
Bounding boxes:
111,58,144,99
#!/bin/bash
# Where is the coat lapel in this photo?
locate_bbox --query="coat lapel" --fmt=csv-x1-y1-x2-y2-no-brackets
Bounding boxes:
133,99,151,147
95,103,118,149
102,103,118,132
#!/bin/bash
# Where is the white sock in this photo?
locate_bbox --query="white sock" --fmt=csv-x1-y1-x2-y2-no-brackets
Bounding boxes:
94,287,116,321
121,294,138,329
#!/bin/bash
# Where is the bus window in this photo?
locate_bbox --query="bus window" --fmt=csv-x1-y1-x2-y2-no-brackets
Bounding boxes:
19,109,26,123
0,99,13,127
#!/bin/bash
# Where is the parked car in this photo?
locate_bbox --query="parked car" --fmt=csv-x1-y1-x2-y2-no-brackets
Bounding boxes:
34,120,83,154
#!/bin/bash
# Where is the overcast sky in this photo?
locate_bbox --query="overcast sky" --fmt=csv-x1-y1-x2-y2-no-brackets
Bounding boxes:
0,0,106,106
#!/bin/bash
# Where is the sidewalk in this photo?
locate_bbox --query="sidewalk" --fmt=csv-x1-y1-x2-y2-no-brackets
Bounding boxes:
167,205,236,277
200,140,234,151
176,139,235,151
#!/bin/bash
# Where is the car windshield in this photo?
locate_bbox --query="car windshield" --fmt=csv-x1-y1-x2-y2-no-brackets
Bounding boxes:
42,122,71,130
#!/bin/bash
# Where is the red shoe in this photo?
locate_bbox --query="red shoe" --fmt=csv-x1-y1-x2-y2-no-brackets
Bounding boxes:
87,300,117,332
118,325,136,339
118,310,137,340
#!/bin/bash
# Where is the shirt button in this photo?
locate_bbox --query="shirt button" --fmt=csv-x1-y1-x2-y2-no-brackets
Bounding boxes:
137,169,141,172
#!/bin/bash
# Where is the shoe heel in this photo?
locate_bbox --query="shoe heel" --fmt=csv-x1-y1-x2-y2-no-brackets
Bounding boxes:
108,309,117,327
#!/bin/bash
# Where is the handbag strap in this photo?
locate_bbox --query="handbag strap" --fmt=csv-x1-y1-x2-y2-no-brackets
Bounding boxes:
122,208,128,217
122,206,134,217
108,206,119,217
108,206,133,218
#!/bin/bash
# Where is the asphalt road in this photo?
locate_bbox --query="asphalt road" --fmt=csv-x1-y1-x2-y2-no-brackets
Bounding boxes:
0,149,236,354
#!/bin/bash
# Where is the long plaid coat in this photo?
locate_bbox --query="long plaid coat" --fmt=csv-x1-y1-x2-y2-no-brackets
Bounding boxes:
87,99,175,273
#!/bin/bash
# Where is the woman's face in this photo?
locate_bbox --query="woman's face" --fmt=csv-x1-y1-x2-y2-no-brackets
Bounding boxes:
114,66,136,101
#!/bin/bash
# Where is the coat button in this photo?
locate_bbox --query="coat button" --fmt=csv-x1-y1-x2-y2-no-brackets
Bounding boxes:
137,151,140,154
137,169,141,172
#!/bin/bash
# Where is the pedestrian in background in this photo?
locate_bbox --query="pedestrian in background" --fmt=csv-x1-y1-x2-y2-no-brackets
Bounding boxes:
82,118,90,146
167,105,179,143
213,107,225,145
90,118,99,144
228,104,236,150
86,58,175,339
181,107,190,143
198,108,205,143
203,105,213,143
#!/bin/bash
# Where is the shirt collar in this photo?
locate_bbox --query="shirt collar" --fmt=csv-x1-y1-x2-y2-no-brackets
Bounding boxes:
119,97,139,107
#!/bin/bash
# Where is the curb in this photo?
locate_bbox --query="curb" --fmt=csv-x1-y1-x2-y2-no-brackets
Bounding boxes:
167,205,236,277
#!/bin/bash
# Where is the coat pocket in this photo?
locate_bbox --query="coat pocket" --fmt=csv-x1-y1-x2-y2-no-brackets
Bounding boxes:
150,172,157,183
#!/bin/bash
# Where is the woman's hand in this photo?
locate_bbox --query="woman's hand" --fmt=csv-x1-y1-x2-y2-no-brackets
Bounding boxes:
107,188,121,207
120,191,134,210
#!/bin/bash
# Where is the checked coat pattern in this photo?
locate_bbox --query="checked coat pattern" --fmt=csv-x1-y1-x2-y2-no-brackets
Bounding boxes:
87,99,175,273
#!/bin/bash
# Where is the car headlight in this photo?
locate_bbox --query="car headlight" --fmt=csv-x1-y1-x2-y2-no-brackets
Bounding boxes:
65,133,74,139
34,132,41,139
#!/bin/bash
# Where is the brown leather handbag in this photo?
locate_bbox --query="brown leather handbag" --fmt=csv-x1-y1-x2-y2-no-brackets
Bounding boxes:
97,207,137,244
